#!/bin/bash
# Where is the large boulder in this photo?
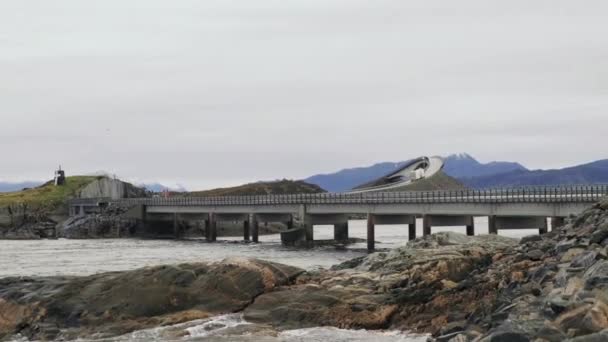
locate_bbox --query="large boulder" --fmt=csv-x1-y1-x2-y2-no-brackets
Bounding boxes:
0,258,303,340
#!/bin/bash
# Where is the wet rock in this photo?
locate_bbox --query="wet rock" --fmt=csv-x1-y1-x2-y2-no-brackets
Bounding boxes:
520,235,542,244
571,251,598,269
59,214,137,238
584,261,608,289
557,239,578,253
0,258,303,340
590,224,608,244
526,249,544,261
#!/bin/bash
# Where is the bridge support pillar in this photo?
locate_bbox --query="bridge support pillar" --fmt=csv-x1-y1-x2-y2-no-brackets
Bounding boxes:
409,221,417,241
539,218,549,235
173,213,180,238
244,219,250,241
252,216,259,243
287,217,294,229
466,222,475,236
303,215,314,242
488,216,498,234
206,213,217,242
367,214,375,252
334,222,349,241
423,216,432,236
552,217,566,230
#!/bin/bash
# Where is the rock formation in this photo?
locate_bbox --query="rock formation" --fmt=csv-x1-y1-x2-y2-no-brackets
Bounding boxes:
0,258,303,341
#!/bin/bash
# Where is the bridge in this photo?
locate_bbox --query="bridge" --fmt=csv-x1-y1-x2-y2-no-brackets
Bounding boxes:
69,184,608,251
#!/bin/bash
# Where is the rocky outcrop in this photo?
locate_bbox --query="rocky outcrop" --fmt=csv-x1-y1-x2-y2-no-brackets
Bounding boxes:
243,232,517,334
0,204,59,239
0,258,303,341
244,199,608,341
58,215,137,239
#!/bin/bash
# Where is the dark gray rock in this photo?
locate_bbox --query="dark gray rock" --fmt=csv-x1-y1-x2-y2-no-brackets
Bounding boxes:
590,224,608,244
527,249,544,261
557,239,577,254
583,261,608,289
571,251,598,269
520,235,542,244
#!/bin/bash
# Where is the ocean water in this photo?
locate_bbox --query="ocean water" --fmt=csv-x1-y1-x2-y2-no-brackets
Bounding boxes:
2,218,544,341
0,218,543,278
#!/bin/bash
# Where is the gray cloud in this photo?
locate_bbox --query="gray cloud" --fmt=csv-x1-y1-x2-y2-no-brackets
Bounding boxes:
1,0,607,189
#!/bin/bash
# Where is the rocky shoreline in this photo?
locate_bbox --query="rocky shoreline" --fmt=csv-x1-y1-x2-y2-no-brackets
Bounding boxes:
2,199,608,341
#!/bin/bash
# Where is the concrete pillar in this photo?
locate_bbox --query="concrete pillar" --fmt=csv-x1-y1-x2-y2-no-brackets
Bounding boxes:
79,206,85,216
408,222,417,241
287,217,294,229
204,219,210,240
552,217,565,230
252,216,259,243
173,213,179,238
243,219,250,241
367,214,375,251
139,205,148,234
488,216,498,235
303,214,314,242
423,216,432,236
334,222,349,241
539,218,548,235
206,213,217,242
466,221,475,236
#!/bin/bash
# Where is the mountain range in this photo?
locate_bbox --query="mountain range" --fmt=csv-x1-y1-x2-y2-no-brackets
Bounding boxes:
2,154,607,193
303,154,608,192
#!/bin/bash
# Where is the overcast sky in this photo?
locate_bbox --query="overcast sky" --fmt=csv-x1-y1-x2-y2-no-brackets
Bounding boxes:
1,0,607,189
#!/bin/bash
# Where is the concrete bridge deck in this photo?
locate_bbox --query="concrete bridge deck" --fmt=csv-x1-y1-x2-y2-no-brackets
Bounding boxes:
69,184,608,251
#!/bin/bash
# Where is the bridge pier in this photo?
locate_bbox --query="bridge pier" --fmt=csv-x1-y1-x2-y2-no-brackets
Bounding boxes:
367,214,375,251
243,219,250,241
205,213,217,242
173,213,180,238
423,215,475,236
252,216,259,243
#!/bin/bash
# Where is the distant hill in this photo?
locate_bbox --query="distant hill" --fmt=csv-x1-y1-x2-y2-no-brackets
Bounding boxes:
463,159,608,188
0,181,44,193
442,153,528,178
304,161,411,193
188,179,326,197
0,176,99,209
304,154,608,192
304,154,524,192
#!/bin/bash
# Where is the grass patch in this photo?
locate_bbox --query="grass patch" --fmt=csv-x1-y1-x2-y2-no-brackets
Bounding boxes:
0,176,100,209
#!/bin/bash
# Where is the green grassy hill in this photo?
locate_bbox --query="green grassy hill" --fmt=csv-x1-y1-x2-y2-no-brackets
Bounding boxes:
0,176,99,209
188,179,326,197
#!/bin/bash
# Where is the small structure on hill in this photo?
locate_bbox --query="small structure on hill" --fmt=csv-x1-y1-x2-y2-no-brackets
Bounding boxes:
54,166,66,186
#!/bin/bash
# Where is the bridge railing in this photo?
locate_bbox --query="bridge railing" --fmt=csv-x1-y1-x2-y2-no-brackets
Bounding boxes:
68,184,608,207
